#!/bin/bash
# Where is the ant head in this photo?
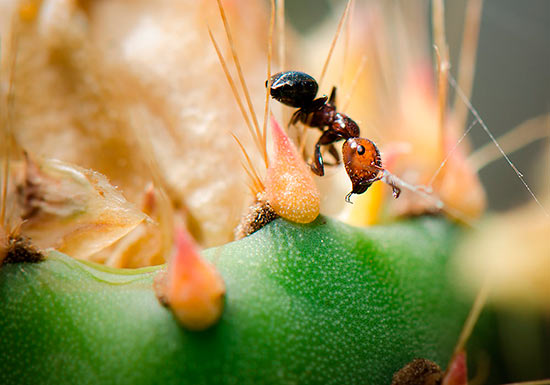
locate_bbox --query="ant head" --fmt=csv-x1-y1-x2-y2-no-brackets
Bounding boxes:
342,138,383,195
268,71,318,108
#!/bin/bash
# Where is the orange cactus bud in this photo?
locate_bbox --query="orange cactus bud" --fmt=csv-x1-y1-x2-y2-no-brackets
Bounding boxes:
265,116,320,223
162,227,225,331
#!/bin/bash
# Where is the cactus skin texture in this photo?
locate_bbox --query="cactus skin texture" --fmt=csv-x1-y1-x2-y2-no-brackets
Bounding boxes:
0,216,473,385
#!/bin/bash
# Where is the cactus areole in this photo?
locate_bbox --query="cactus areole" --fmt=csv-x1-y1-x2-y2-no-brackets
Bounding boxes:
0,216,474,385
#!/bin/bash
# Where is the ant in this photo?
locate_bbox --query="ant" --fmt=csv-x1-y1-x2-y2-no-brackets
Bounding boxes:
268,71,401,203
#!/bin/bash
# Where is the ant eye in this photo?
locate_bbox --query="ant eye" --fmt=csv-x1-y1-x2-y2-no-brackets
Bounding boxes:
357,145,365,155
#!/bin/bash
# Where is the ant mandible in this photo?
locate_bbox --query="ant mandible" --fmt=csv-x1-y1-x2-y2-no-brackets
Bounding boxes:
267,71,401,203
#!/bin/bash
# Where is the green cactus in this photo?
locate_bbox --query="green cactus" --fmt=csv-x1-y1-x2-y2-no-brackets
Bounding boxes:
0,216,480,385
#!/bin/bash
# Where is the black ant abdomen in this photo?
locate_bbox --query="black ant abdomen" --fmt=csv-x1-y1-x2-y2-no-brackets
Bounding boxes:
268,71,319,108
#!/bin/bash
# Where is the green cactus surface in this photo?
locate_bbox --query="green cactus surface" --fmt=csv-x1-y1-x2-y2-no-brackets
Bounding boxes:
0,216,477,385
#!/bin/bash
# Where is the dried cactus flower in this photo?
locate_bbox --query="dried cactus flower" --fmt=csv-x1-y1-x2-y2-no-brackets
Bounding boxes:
91,185,172,268
0,0,269,247
11,156,146,259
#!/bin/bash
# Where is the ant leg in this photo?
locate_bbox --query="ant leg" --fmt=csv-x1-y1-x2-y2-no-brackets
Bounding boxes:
329,87,337,106
310,96,329,111
289,110,303,127
311,130,340,176
311,142,325,176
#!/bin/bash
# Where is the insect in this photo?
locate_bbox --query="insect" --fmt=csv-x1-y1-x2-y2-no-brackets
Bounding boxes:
268,70,400,203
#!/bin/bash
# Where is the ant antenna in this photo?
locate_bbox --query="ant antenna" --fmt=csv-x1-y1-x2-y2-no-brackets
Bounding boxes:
262,0,276,161
449,73,550,217
380,171,440,207
276,0,286,71
318,0,354,89
214,0,268,167
381,169,480,226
